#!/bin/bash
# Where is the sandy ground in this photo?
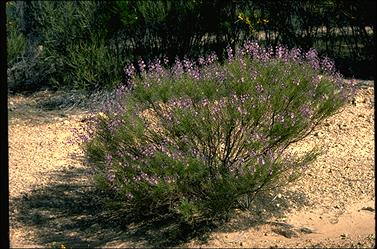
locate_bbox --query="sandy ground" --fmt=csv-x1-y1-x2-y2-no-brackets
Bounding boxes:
9,80,375,248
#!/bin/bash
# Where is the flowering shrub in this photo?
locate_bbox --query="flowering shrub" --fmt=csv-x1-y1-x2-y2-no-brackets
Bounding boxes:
78,41,353,225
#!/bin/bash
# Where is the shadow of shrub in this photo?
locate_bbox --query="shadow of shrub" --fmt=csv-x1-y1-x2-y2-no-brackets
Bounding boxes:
11,166,310,247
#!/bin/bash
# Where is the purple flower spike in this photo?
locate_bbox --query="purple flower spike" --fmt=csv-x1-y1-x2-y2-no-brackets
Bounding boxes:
138,58,146,73
197,56,206,66
105,154,112,165
124,64,135,78
227,45,234,61
305,48,320,70
321,57,335,74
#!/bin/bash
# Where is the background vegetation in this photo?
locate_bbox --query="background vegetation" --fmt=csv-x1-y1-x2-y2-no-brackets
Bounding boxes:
6,0,375,92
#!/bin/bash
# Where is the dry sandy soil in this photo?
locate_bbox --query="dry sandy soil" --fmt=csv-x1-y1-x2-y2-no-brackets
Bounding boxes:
9,80,375,248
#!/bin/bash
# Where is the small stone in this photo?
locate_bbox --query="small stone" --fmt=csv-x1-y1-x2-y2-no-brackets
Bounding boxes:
272,227,298,238
352,96,365,106
313,131,325,138
297,226,316,234
340,233,348,239
360,207,375,212
329,218,338,224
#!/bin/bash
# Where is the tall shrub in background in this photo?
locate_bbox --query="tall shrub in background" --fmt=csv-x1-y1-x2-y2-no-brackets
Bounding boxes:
7,1,374,93
6,20,26,65
76,41,353,226
7,1,127,92
33,1,128,90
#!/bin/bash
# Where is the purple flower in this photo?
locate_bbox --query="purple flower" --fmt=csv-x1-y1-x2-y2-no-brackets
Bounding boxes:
206,52,218,64
321,56,335,74
108,119,123,132
288,47,302,61
105,154,112,165
305,48,320,70
124,64,135,79
267,149,276,162
277,114,285,123
269,167,273,176
107,171,115,183
243,40,260,58
250,70,258,80
115,84,127,98
255,84,263,93
126,192,133,199
191,67,200,80
266,46,274,59
172,57,184,77
138,58,146,73
79,134,89,143
179,98,193,109
147,176,159,186
141,144,156,157
201,98,209,107
197,56,206,66
301,105,311,118
183,57,194,72
163,55,169,65
239,94,249,104
276,44,288,59
239,57,246,68
226,45,234,61
153,59,164,74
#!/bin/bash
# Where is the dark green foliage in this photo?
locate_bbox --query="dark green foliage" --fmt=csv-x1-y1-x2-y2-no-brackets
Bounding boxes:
6,23,26,66
7,1,126,92
7,0,374,92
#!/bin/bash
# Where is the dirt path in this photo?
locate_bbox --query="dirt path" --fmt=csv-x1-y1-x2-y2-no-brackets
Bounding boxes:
9,81,375,248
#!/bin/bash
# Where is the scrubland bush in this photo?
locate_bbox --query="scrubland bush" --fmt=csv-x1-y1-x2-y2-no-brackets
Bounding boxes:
76,41,353,226
7,27,26,66
7,1,126,92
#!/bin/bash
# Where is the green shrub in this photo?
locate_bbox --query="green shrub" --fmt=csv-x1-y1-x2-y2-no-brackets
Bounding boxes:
7,1,127,92
7,27,26,66
54,39,124,90
7,46,58,93
77,41,353,226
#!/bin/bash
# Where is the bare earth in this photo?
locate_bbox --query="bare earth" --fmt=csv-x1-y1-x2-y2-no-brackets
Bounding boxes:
9,80,375,248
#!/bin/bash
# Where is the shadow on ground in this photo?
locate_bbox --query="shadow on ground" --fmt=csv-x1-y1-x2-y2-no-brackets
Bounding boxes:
11,164,310,248
8,90,114,125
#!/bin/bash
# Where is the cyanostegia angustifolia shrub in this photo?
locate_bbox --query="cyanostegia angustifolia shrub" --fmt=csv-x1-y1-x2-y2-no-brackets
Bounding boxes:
75,40,354,225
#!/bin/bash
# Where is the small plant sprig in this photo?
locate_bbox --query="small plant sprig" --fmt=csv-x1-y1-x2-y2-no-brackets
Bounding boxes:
76,40,353,225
